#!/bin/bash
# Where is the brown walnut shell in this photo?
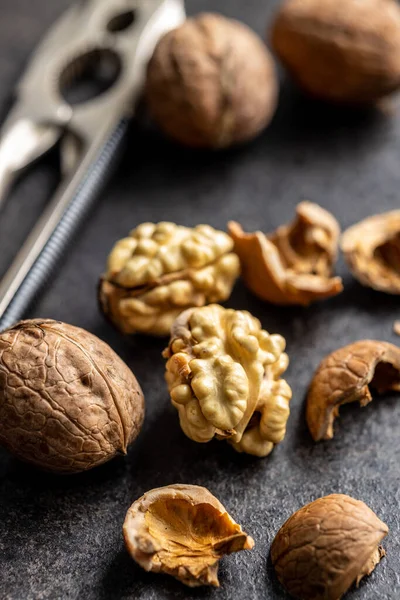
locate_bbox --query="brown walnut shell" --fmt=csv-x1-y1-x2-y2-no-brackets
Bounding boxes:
341,210,400,294
123,484,254,587
146,13,278,148
271,494,388,600
0,319,144,473
307,340,400,441
270,0,400,104
228,202,342,306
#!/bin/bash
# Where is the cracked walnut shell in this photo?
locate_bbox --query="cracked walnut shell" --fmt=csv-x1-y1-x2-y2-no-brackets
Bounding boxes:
229,202,342,306
0,319,144,473
307,340,400,441
341,210,400,294
123,484,254,587
271,0,400,104
163,304,292,457
99,222,240,336
146,13,278,148
271,494,388,600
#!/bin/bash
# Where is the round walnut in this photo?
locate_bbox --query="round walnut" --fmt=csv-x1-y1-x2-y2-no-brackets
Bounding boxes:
271,0,400,104
146,13,278,148
99,222,240,336
0,319,144,473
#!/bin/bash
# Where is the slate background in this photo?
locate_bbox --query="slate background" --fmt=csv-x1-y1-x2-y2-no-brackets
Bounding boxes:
1,1,400,599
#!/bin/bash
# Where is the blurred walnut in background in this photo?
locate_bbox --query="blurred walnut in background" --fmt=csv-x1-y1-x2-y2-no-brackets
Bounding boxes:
146,13,278,148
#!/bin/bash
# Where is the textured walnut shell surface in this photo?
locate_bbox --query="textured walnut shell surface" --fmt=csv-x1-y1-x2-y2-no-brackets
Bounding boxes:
271,0,400,103
0,319,144,473
146,13,278,148
307,340,400,441
123,484,254,587
228,202,342,306
341,210,400,294
271,494,388,600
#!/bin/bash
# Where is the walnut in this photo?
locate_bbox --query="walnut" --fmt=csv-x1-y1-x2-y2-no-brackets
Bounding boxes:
145,13,278,148
270,0,400,104
271,494,388,600
99,222,240,336
341,210,400,294
307,340,400,441
228,202,342,306
123,483,254,587
163,304,292,457
0,319,144,473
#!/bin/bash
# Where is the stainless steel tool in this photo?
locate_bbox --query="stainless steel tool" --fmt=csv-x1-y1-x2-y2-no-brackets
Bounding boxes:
0,0,185,330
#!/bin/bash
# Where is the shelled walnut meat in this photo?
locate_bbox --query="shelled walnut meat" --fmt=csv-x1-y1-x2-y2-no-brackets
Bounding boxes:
123,484,254,587
99,222,240,336
163,304,292,457
0,319,144,473
341,210,400,294
271,494,388,600
307,340,400,441
229,202,342,306
146,13,278,148
271,0,400,104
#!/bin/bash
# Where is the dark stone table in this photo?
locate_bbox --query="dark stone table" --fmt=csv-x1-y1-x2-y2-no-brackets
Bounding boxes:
1,1,399,599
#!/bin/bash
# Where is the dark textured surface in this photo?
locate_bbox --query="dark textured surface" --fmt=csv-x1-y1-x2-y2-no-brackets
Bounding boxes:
0,1,399,599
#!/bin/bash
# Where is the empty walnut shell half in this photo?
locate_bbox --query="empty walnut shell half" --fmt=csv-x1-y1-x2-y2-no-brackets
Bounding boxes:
270,0,400,104
307,340,400,441
341,210,400,294
146,13,278,148
163,304,292,457
229,202,342,306
99,222,240,336
0,319,144,473
271,494,388,600
123,484,254,587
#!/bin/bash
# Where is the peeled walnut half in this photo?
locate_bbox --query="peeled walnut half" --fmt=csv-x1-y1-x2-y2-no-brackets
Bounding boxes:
271,494,388,600
123,484,254,587
229,202,343,306
163,304,292,457
341,210,400,294
99,222,240,336
307,340,400,441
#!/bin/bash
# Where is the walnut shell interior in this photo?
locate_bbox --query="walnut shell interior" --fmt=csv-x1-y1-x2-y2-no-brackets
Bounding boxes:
123,484,254,587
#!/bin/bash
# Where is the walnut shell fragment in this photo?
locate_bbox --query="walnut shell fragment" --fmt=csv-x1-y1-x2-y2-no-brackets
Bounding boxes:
0,319,144,473
307,340,400,441
229,202,342,306
270,0,400,104
163,304,292,457
123,484,254,587
146,13,278,148
271,494,388,600
99,222,240,336
341,210,400,294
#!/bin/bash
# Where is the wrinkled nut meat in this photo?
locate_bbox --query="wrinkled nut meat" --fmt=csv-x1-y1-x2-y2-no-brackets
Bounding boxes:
163,304,292,457
307,340,400,441
271,494,388,600
270,0,400,104
123,484,254,587
146,13,278,148
341,210,400,294
229,202,342,306
0,319,144,473
99,222,240,336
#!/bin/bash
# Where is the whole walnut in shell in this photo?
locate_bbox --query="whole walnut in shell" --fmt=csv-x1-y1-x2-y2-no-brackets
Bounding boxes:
271,494,388,600
123,484,254,587
271,0,400,104
99,222,240,336
146,13,278,148
163,304,292,457
0,319,144,473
